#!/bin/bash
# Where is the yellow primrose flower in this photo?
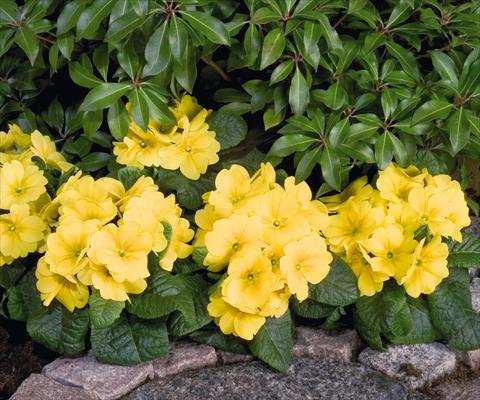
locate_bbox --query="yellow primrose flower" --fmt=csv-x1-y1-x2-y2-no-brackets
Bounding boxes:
0,204,46,259
207,164,253,217
346,245,389,296
283,177,329,231
204,214,263,272
79,262,147,302
159,111,220,180
320,176,373,210
0,253,14,266
0,129,15,151
97,177,125,203
280,234,332,301
87,222,152,282
58,175,118,226
222,251,283,314
159,217,194,271
362,225,417,279
8,124,31,149
35,257,89,312
323,199,381,253
400,236,449,298
30,130,73,172
0,160,48,209
376,163,425,204
122,208,168,254
171,94,204,120
113,123,171,168
44,221,97,277
117,176,158,211
256,187,311,246
407,186,460,239
207,288,266,340
249,162,278,198
258,288,290,318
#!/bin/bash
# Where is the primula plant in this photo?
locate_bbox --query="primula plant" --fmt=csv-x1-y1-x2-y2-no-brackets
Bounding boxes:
1,0,480,373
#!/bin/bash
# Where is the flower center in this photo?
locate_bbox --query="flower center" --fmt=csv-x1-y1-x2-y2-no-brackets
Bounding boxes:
185,145,192,152
74,250,81,257
295,264,302,271
8,225,16,232
247,273,254,281
386,252,394,259
118,249,126,257
351,227,359,235
273,219,281,227
232,243,239,251
15,186,22,193
415,259,422,267
139,140,146,148
420,215,429,222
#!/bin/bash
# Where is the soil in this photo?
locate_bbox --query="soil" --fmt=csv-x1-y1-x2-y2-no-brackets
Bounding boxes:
0,318,56,399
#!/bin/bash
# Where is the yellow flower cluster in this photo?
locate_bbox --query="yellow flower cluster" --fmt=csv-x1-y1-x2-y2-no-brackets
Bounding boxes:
35,173,194,311
0,125,72,266
195,163,333,340
113,95,220,180
322,163,471,298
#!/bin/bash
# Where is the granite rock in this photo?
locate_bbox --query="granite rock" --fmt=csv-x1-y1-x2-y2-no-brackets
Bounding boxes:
293,327,361,362
152,341,217,378
11,373,93,400
216,350,255,365
42,351,154,400
124,357,428,400
464,216,480,237
457,349,480,370
359,343,457,389
471,278,480,312
433,378,480,400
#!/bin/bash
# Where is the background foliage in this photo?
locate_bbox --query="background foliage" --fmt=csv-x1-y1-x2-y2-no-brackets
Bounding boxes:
0,0,479,211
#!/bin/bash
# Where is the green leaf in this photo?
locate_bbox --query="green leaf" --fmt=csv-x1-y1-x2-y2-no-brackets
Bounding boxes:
80,82,131,111
252,7,280,24
168,15,187,61
270,60,294,85
82,110,103,139
69,62,104,88
295,146,321,182
89,289,124,329
385,41,419,81
142,87,176,126
323,82,347,111
107,100,129,140
15,27,39,65
144,22,170,75
117,167,146,190
6,287,26,320
431,52,458,87
57,1,86,35
208,111,247,150
340,142,375,163
460,60,480,96
321,143,342,191
105,12,142,42
411,99,453,125
244,23,261,66
181,10,230,46
249,311,293,372
291,298,336,319
309,255,359,307
260,28,285,70
375,131,393,169
428,269,480,350
328,118,350,149
192,247,208,267
27,304,90,356
389,297,441,344
189,326,249,354
0,0,17,23
388,132,409,166
77,152,112,171
316,14,342,50
91,314,169,364
269,134,316,157
448,233,480,268
289,67,309,115
386,2,413,28
77,0,116,39
129,88,149,130
0,263,26,289
381,88,398,120
448,107,470,154
173,39,196,93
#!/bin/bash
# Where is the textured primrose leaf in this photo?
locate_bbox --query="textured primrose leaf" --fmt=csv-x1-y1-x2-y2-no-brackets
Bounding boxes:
89,289,124,329
447,233,480,268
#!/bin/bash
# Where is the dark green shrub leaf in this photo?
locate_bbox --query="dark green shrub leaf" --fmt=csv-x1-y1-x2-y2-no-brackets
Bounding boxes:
269,134,317,157
289,67,309,115
190,326,249,354
309,255,359,307
385,41,419,81
80,83,131,111
428,269,480,350
69,62,104,89
168,15,187,61
448,107,470,154
249,311,293,372
411,99,452,125
89,289,124,329
91,314,169,364
208,111,247,150
107,99,130,140
0,263,26,289
77,152,112,171
181,11,230,46
15,27,39,65
77,0,116,39
291,298,336,319
320,143,342,191
27,303,89,356
375,132,394,169
144,22,170,75
260,28,285,70
431,52,458,86
58,1,86,35
105,13,142,42
117,167,145,190
448,233,480,268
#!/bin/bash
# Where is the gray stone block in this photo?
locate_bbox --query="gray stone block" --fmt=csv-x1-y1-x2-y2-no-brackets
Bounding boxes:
124,357,428,400
293,327,361,362
42,351,154,400
10,373,93,400
216,350,255,365
433,377,480,399
359,343,457,389
152,342,217,378
471,277,480,312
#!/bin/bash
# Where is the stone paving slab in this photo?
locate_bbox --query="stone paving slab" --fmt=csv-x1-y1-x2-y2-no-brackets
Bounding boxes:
359,343,457,389
10,373,94,400
42,351,154,400
123,357,429,400
433,377,480,400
